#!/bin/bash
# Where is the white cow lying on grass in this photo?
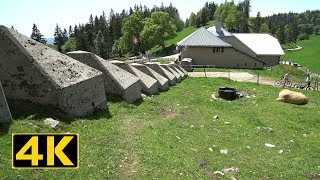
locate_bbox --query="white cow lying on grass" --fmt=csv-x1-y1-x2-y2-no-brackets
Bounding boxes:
276,89,308,105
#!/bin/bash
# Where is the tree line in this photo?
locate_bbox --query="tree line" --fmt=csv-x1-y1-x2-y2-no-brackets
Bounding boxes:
185,1,320,44
30,1,320,58
50,3,183,59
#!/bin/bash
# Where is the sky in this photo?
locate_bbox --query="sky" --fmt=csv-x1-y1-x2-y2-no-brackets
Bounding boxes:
1,0,318,38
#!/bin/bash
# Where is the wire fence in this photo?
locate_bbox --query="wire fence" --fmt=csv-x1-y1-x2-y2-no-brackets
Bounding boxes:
182,65,319,90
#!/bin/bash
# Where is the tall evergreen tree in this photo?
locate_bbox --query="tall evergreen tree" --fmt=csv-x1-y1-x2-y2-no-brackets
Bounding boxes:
237,0,251,32
94,30,108,58
62,28,69,44
54,24,63,52
286,13,299,43
208,1,216,21
253,12,262,33
31,24,47,44
276,25,286,44
68,25,74,37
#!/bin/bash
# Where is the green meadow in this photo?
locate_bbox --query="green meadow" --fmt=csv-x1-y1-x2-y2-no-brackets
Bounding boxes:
1,77,319,179
283,35,320,73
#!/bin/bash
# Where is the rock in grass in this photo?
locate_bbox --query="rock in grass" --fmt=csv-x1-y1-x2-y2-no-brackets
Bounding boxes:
44,118,60,128
213,171,224,176
265,143,275,148
223,167,239,173
220,149,228,155
214,115,219,119
26,114,36,120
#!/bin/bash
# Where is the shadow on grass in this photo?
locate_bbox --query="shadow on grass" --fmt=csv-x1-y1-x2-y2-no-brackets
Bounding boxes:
8,99,75,123
0,100,113,134
0,122,11,135
106,94,144,106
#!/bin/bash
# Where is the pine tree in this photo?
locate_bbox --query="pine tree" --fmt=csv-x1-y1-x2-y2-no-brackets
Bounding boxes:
62,28,69,44
68,25,74,37
54,24,63,52
253,12,262,33
276,25,286,44
31,24,47,44
94,30,108,58
286,13,299,43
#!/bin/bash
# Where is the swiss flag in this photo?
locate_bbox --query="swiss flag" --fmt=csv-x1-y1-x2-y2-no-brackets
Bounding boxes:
133,36,139,45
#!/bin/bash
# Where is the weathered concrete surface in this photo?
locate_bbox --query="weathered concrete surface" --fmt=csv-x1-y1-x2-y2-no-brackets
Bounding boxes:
160,64,182,82
145,62,177,85
0,82,12,122
67,51,141,103
0,25,107,117
171,63,188,77
110,60,158,95
130,63,169,91
169,65,185,79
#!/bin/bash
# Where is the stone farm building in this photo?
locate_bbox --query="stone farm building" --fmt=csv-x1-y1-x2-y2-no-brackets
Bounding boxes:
177,22,284,69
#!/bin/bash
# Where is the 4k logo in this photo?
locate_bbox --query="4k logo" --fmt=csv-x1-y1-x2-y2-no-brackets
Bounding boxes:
12,134,79,169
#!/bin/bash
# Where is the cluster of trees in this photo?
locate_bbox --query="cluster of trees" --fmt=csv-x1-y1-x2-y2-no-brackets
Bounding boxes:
51,3,182,59
29,1,320,57
185,0,251,33
261,10,320,43
185,2,216,27
113,11,177,57
185,1,320,44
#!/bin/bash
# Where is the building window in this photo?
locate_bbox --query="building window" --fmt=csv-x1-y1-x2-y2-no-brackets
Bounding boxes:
213,47,224,53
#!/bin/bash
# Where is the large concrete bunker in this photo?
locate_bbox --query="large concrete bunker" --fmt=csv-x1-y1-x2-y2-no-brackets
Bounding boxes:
67,51,141,103
130,63,169,91
110,60,158,95
0,26,107,117
145,62,177,85
0,82,12,122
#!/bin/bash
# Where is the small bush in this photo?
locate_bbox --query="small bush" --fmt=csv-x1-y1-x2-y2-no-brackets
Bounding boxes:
297,32,309,40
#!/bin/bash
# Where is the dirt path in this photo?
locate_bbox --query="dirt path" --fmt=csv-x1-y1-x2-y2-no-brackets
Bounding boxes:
285,45,302,51
188,72,275,86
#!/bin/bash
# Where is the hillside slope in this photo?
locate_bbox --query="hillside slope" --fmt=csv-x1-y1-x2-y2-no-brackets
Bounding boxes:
283,35,320,73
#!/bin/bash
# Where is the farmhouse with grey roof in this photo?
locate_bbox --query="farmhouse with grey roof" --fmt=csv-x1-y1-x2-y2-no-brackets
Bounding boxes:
177,27,264,69
177,21,284,69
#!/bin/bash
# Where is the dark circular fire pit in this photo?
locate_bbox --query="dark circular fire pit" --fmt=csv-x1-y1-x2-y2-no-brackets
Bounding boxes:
218,87,238,100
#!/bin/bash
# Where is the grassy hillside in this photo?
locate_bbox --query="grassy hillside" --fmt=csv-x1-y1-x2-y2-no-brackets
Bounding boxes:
165,21,215,47
1,77,319,179
165,26,197,46
283,35,320,73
